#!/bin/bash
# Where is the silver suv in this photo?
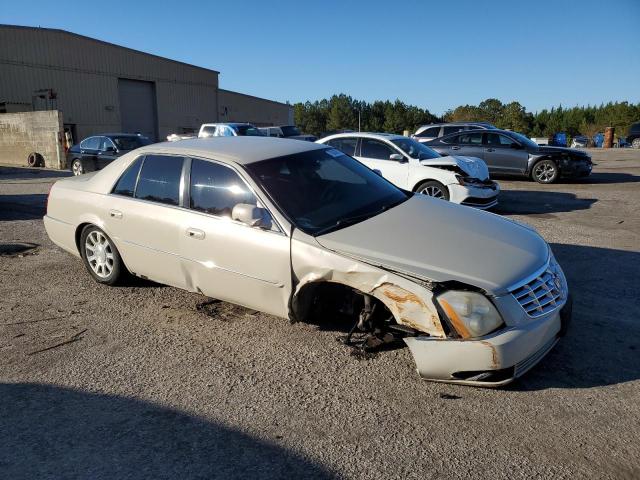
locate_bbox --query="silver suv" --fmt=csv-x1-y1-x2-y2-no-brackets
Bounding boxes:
413,122,496,143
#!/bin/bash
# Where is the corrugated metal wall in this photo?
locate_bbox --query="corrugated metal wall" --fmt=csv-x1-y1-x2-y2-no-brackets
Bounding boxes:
0,25,219,140
218,89,292,127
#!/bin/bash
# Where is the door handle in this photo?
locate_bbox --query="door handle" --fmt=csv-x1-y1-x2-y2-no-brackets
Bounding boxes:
486,148,495,152
186,228,205,240
109,209,123,219
451,146,461,150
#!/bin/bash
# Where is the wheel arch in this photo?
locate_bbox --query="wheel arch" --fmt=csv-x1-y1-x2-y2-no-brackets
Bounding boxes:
290,277,445,337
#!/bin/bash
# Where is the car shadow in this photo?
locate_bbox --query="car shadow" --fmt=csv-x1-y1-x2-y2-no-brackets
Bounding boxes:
0,194,47,221
0,165,71,180
508,243,640,391
492,171,640,185
566,171,640,184
0,383,335,479
494,190,596,215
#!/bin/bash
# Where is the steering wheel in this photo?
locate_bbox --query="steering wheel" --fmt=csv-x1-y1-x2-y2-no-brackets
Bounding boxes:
318,183,341,204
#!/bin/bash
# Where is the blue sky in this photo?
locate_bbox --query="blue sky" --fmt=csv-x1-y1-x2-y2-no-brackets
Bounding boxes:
2,0,639,115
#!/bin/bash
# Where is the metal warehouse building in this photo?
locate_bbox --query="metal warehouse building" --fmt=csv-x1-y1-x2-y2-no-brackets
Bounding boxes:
0,24,292,143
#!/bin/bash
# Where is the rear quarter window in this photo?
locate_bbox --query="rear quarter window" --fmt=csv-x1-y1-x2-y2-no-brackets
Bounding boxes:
112,157,144,197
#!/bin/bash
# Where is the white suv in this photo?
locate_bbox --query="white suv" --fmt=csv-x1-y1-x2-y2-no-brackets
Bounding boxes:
198,123,262,138
317,132,499,209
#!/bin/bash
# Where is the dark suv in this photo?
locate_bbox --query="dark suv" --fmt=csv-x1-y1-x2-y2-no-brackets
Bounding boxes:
427,129,592,183
627,122,640,149
67,134,152,175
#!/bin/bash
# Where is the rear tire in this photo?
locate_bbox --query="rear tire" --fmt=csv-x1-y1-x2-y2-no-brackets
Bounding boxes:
632,138,640,149
531,159,559,184
415,180,450,201
71,158,84,176
80,225,124,285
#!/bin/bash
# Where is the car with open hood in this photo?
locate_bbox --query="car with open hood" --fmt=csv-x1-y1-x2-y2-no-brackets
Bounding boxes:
318,132,499,209
44,137,571,387
426,129,593,183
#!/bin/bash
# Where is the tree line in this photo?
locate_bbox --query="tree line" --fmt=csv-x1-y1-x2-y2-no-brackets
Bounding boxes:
293,95,640,139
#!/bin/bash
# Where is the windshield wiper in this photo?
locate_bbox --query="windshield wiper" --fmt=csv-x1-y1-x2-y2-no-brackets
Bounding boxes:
314,204,393,236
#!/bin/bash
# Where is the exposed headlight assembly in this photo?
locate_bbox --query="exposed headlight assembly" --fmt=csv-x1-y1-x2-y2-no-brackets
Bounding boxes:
437,291,504,338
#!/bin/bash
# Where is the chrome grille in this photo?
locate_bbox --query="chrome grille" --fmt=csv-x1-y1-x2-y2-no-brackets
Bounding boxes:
510,267,564,317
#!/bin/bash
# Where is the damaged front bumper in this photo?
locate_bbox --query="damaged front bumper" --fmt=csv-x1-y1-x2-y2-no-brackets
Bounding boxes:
449,181,500,210
404,295,572,387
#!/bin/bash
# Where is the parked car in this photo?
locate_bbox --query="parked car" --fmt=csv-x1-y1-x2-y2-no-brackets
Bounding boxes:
317,132,499,209
413,122,496,143
198,123,263,138
627,122,640,149
67,133,152,176
426,129,593,183
570,135,589,148
259,125,317,142
44,136,571,387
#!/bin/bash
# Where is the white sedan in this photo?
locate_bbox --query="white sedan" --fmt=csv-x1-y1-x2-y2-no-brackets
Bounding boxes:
317,132,499,209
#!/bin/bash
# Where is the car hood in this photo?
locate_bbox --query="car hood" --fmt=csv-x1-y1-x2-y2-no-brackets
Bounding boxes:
316,195,548,294
536,146,590,157
420,155,490,180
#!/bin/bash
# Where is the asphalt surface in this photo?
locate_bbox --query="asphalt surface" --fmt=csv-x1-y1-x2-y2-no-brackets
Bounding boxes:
1,149,639,479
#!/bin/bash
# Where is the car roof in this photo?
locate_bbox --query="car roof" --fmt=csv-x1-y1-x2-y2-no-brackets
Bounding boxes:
319,132,405,142
435,128,516,140
201,122,254,127
85,133,142,138
135,136,327,165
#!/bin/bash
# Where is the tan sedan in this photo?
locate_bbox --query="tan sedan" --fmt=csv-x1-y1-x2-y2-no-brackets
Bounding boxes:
44,137,571,386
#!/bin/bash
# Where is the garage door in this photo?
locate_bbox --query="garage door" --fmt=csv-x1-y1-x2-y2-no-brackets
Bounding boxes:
118,78,158,141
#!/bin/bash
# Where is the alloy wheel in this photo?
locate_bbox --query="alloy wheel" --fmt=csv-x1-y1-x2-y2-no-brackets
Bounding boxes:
72,161,83,176
534,163,556,182
84,230,114,279
420,185,445,199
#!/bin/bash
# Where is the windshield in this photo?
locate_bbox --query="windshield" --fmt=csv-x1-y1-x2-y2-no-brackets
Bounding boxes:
246,148,409,236
280,126,302,137
391,138,441,160
234,125,263,136
111,136,152,150
508,131,539,149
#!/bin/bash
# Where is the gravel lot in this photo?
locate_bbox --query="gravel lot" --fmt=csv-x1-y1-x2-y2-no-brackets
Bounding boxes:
1,149,639,479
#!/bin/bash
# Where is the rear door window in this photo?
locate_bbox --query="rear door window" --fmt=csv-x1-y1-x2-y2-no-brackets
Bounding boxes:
201,126,216,136
458,132,484,145
328,137,358,156
442,126,465,136
441,134,461,144
80,137,100,150
189,159,257,218
416,127,440,138
112,157,144,197
135,155,184,206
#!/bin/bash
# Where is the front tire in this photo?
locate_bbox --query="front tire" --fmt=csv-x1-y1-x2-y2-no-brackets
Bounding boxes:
71,158,84,176
632,138,640,149
80,226,124,285
531,159,559,184
415,180,450,201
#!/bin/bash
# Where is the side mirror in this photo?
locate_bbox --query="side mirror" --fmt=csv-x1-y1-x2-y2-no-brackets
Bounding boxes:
389,153,407,162
510,143,522,149
232,203,272,229
105,146,117,152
